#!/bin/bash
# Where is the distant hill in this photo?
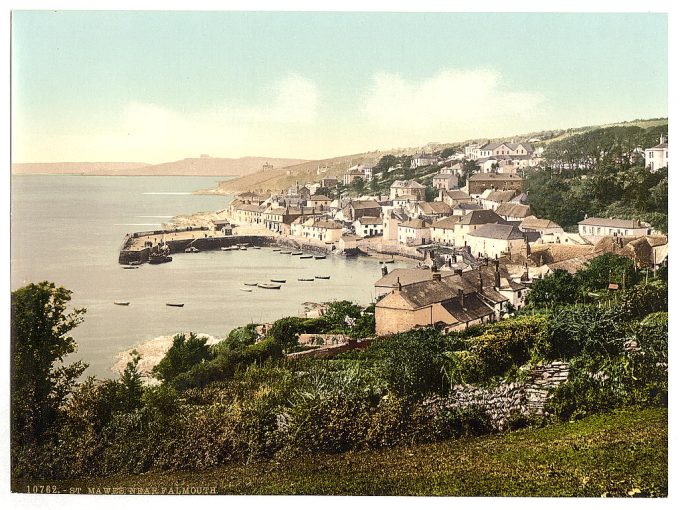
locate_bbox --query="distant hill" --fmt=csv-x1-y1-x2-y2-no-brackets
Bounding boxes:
12,157,309,177
218,117,668,192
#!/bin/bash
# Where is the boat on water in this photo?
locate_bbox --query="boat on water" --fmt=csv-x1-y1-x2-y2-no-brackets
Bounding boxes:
384,259,395,264
315,275,331,280
298,278,315,281
270,278,287,283
272,248,282,252
300,255,313,259
166,303,184,307
220,247,231,251
258,283,281,289
239,288,253,292
123,266,139,269
114,301,130,306
314,255,327,259
243,282,258,286
291,251,303,256
149,242,172,264
239,246,247,251
237,243,250,248
185,246,200,253
280,251,291,254
252,246,261,250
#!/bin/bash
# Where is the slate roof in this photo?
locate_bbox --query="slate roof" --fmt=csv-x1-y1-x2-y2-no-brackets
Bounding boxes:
391,179,426,189
496,203,532,219
433,173,455,179
578,217,647,229
457,209,506,225
399,218,432,229
520,215,560,229
310,194,331,201
351,200,381,210
418,202,453,215
445,190,471,200
432,216,460,229
467,223,525,241
486,190,518,203
357,216,382,225
441,294,495,324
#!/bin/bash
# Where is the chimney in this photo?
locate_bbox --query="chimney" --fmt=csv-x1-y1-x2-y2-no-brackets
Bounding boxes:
494,260,501,288
381,265,388,277
396,277,402,291
458,288,465,307
478,268,484,292
454,268,463,276
447,258,452,268
433,272,442,282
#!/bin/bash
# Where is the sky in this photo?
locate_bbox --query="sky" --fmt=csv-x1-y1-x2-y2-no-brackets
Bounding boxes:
11,11,668,163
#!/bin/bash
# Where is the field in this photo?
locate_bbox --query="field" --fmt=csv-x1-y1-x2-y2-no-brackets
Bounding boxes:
14,407,667,497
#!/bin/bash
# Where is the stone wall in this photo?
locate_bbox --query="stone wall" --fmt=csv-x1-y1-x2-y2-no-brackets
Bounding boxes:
423,361,570,431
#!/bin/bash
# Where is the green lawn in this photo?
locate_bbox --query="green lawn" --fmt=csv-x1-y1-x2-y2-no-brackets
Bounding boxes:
14,407,667,497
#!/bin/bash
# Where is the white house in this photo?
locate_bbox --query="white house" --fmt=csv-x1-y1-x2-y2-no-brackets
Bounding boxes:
354,216,384,238
292,217,344,243
397,218,432,246
466,223,526,259
432,173,457,190
645,135,668,172
410,153,438,169
577,217,652,243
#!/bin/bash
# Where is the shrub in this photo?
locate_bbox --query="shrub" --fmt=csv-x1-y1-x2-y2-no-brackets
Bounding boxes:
152,333,212,383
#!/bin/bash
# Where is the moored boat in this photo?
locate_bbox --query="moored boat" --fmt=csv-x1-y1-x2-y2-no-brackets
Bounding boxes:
258,283,281,289
297,278,314,281
239,246,247,250
243,282,258,286
239,288,253,292
314,255,327,259
280,251,291,254
300,255,313,259
270,278,286,283
114,301,130,306
185,246,200,253
272,248,282,252
291,251,303,256
166,303,184,307
123,266,139,269
220,247,231,251
315,275,331,280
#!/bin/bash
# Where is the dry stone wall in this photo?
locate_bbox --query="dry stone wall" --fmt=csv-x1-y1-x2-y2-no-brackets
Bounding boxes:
424,361,570,431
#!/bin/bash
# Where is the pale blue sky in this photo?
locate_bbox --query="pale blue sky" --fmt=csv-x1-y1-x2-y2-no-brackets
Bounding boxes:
12,11,668,163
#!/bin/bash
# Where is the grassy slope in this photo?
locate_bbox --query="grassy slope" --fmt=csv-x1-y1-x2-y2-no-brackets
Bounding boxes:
16,407,667,496
219,117,668,193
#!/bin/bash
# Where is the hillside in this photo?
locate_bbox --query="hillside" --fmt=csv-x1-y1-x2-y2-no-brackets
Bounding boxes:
18,407,666,496
217,117,668,192
12,156,308,177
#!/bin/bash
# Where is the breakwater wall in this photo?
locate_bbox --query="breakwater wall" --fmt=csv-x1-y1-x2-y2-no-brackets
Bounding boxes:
286,337,375,360
118,228,275,264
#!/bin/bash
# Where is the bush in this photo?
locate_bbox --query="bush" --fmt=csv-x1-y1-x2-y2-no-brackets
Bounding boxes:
152,333,211,383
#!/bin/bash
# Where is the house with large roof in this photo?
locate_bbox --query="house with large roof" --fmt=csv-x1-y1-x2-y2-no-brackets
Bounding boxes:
353,216,383,238
467,173,524,195
397,218,432,246
432,173,457,190
577,217,652,243
467,223,526,259
291,217,344,243
390,179,426,200
519,216,563,236
495,203,533,222
414,201,453,221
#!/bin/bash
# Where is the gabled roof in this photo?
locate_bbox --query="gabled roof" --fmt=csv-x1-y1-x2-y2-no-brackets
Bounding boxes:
496,203,532,219
458,209,506,225
390,179,426,189
433,173,455,179
398,218,432,229
432,216,459,230
350,200,381,210
468,223,524,241
578,217,647,229
357,216,382,225
417,202,452,215
486,190,518,203
520,215,560,229
310,194,331,201
445,189,471,200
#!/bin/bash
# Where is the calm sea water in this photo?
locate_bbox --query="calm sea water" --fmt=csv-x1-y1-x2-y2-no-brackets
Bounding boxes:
11,175,400,378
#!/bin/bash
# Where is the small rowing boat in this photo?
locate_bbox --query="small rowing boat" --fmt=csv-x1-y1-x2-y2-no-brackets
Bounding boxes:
239,288,253,292
220,247,231,251
300,255,313,259
270,278,286,283
314,255,327,259
291,251,303,256
315,275,331,280
272,248,282,252
239,246,247,250
297,278,314,281
243,282,258,286
258,283,281,289
280,251,291,254
114,301,130,306
184,246,199,253
384,259,395,264
123,266,139,269
166,303,184,307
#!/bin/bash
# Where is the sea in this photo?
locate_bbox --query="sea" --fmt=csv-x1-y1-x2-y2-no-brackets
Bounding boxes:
11,175,403,379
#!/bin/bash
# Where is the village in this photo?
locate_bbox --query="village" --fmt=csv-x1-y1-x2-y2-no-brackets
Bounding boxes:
215,136,669,345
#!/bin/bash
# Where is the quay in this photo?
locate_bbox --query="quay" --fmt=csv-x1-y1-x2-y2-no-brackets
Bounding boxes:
118,227,274,265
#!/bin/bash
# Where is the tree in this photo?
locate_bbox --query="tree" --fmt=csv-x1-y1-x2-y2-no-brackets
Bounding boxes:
351,177,366,194
376,154,398,174
440,147,457,159
315,186,333,199
152,333,211,383
526,270,580,308
11,282,88,450
575,253,640,294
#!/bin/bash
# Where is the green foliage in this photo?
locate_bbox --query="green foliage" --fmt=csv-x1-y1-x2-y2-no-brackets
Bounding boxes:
11,282,87,465
152,332,211,383
220,323,259,351
526,270,580,307
575,253,640,292
269,316,306,351
616,280,667,320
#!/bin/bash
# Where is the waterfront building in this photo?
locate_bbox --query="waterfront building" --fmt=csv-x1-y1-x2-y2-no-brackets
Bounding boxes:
353,216,383,238
291,217,344,243
397,218,432,246
466,223,526,260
